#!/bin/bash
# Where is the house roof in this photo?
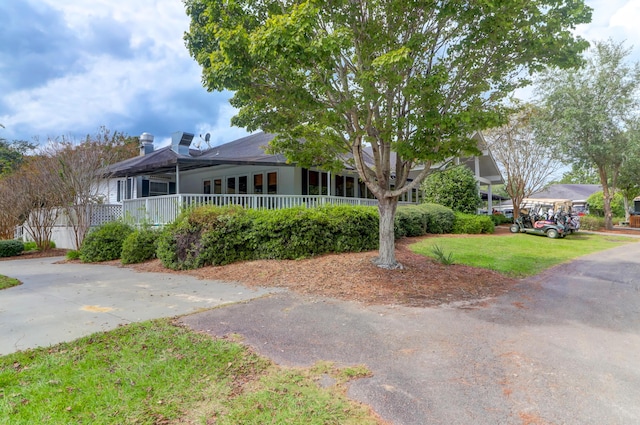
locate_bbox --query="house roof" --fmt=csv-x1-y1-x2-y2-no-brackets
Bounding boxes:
106,131,502,184
107,132,286,177
529,184,601,202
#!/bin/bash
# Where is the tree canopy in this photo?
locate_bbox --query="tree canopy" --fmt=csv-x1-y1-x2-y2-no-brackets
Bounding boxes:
185,0,591,267
536,40,640,229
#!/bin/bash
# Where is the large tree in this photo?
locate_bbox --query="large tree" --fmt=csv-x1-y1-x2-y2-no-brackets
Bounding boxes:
536,40,640,230
485,103,565,217
184,0,591,268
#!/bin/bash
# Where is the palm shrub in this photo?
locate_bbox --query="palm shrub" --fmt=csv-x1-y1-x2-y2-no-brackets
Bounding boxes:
80,221,134,262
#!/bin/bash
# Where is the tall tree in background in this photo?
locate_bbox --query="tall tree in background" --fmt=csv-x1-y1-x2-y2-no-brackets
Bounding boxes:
44,129,139,250
537,40,640,230
617,127,640,221
485,103,564,216
555,164,600,185
185,0,591,268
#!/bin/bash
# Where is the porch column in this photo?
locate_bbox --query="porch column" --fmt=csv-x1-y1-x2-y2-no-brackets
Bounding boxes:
487,183,493,213
176,163,180,194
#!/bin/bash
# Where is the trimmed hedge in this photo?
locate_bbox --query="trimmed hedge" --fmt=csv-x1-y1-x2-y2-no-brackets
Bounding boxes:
121,228,161,265
579,215,604,231
452,212,495,234
0,240,24,258
157,205,379,270
394,203,455,238
80,221,134,262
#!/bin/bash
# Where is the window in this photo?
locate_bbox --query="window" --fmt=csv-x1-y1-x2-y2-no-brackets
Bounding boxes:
345,176,355,197
306,170,328,195
254,173,263,194
214,179,222,194
267,172,278,194
238,176,248,194
203,180,211,194
227,177,236,194
335,176,345,196
117,178,133,202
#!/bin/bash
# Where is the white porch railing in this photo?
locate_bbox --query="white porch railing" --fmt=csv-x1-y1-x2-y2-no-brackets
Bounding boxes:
122,194,386,226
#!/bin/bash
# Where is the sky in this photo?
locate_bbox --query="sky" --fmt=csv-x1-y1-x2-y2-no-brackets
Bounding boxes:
1,0,639,149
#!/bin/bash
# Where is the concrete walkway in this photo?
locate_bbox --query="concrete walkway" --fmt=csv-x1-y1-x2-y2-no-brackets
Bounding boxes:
0,257,278,355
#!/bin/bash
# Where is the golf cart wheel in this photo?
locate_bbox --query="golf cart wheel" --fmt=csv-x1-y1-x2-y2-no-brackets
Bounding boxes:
509,224,519,233
546,229,559,239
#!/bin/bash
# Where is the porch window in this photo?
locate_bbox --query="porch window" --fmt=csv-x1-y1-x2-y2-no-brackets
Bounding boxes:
254,173,263,194
345,176,355,197
335,175,345,196
267,172,278,194
214,179,222,194
306,170,328,195
239,176,248,194
203,180,211,194
117,178,133,202
227,177,236,194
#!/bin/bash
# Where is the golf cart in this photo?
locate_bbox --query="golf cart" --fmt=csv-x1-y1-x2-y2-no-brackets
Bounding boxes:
510,207,566,238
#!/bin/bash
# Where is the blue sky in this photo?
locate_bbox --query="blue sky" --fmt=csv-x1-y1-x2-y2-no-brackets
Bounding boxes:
1,0,639,148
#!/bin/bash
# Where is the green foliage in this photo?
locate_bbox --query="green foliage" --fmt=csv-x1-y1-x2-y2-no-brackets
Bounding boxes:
79,221,134,262
121,227,161,265
452,213,495,234
431,244,455,265
422,167,482,214
579,215,604,231
411,233,634,278
394,204,455,238
0,239,24,257
157,205,379,270
586,191,625,217
23,240,55,251
0,274,21,290
490,214,513,225
66,250,81,260
185,0,591,266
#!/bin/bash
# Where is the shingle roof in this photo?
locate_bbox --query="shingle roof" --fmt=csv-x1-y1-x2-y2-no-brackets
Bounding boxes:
106,132,286,177
529,184,601,201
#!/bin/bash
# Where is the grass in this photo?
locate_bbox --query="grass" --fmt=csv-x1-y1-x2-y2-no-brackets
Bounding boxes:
0,320,379,425
0,274,21,290
410,232,637,278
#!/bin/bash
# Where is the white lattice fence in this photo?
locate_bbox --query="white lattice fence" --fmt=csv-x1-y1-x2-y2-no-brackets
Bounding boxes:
90,204,123,226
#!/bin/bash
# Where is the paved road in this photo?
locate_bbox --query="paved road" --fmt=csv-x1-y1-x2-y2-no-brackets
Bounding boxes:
180,242,640,425
2,242,639,424
0,257,277,355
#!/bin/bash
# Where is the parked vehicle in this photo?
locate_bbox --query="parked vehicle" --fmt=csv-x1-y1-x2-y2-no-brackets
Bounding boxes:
510,209,566,238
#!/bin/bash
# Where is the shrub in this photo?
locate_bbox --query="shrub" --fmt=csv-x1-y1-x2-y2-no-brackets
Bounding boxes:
452,212,495,234
157,204,379,270
586,191,625,217
0,240,24,258
395,203,455,238
121,227,161,265
66,250,81,260
490,214,513,225
80,221,134,262
422,166,482,214
579,215,604,231
23,240,56,251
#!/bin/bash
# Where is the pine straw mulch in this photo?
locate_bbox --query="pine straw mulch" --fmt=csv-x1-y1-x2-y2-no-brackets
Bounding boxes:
127,229,519,308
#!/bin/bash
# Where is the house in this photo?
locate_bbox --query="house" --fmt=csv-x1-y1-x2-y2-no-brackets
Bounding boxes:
103,130,504,226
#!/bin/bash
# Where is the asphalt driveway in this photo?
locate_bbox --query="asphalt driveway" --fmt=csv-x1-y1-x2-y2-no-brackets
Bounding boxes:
0,257,277,355
2,241,640,424
180,241,640,425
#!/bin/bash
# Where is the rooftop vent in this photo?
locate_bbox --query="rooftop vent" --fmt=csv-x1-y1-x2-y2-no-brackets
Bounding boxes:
139,132,154,156
171,131,194,156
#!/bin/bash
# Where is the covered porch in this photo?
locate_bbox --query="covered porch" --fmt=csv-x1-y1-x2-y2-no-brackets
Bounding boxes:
123,193,387,226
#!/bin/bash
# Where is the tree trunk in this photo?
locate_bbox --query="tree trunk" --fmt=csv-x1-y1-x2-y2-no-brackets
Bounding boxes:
374,196,401,269
602,185,614,230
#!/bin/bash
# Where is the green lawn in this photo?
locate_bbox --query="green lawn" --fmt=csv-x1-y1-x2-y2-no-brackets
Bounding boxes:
410,232,637,278
0,275,21,290
0,320,378,425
